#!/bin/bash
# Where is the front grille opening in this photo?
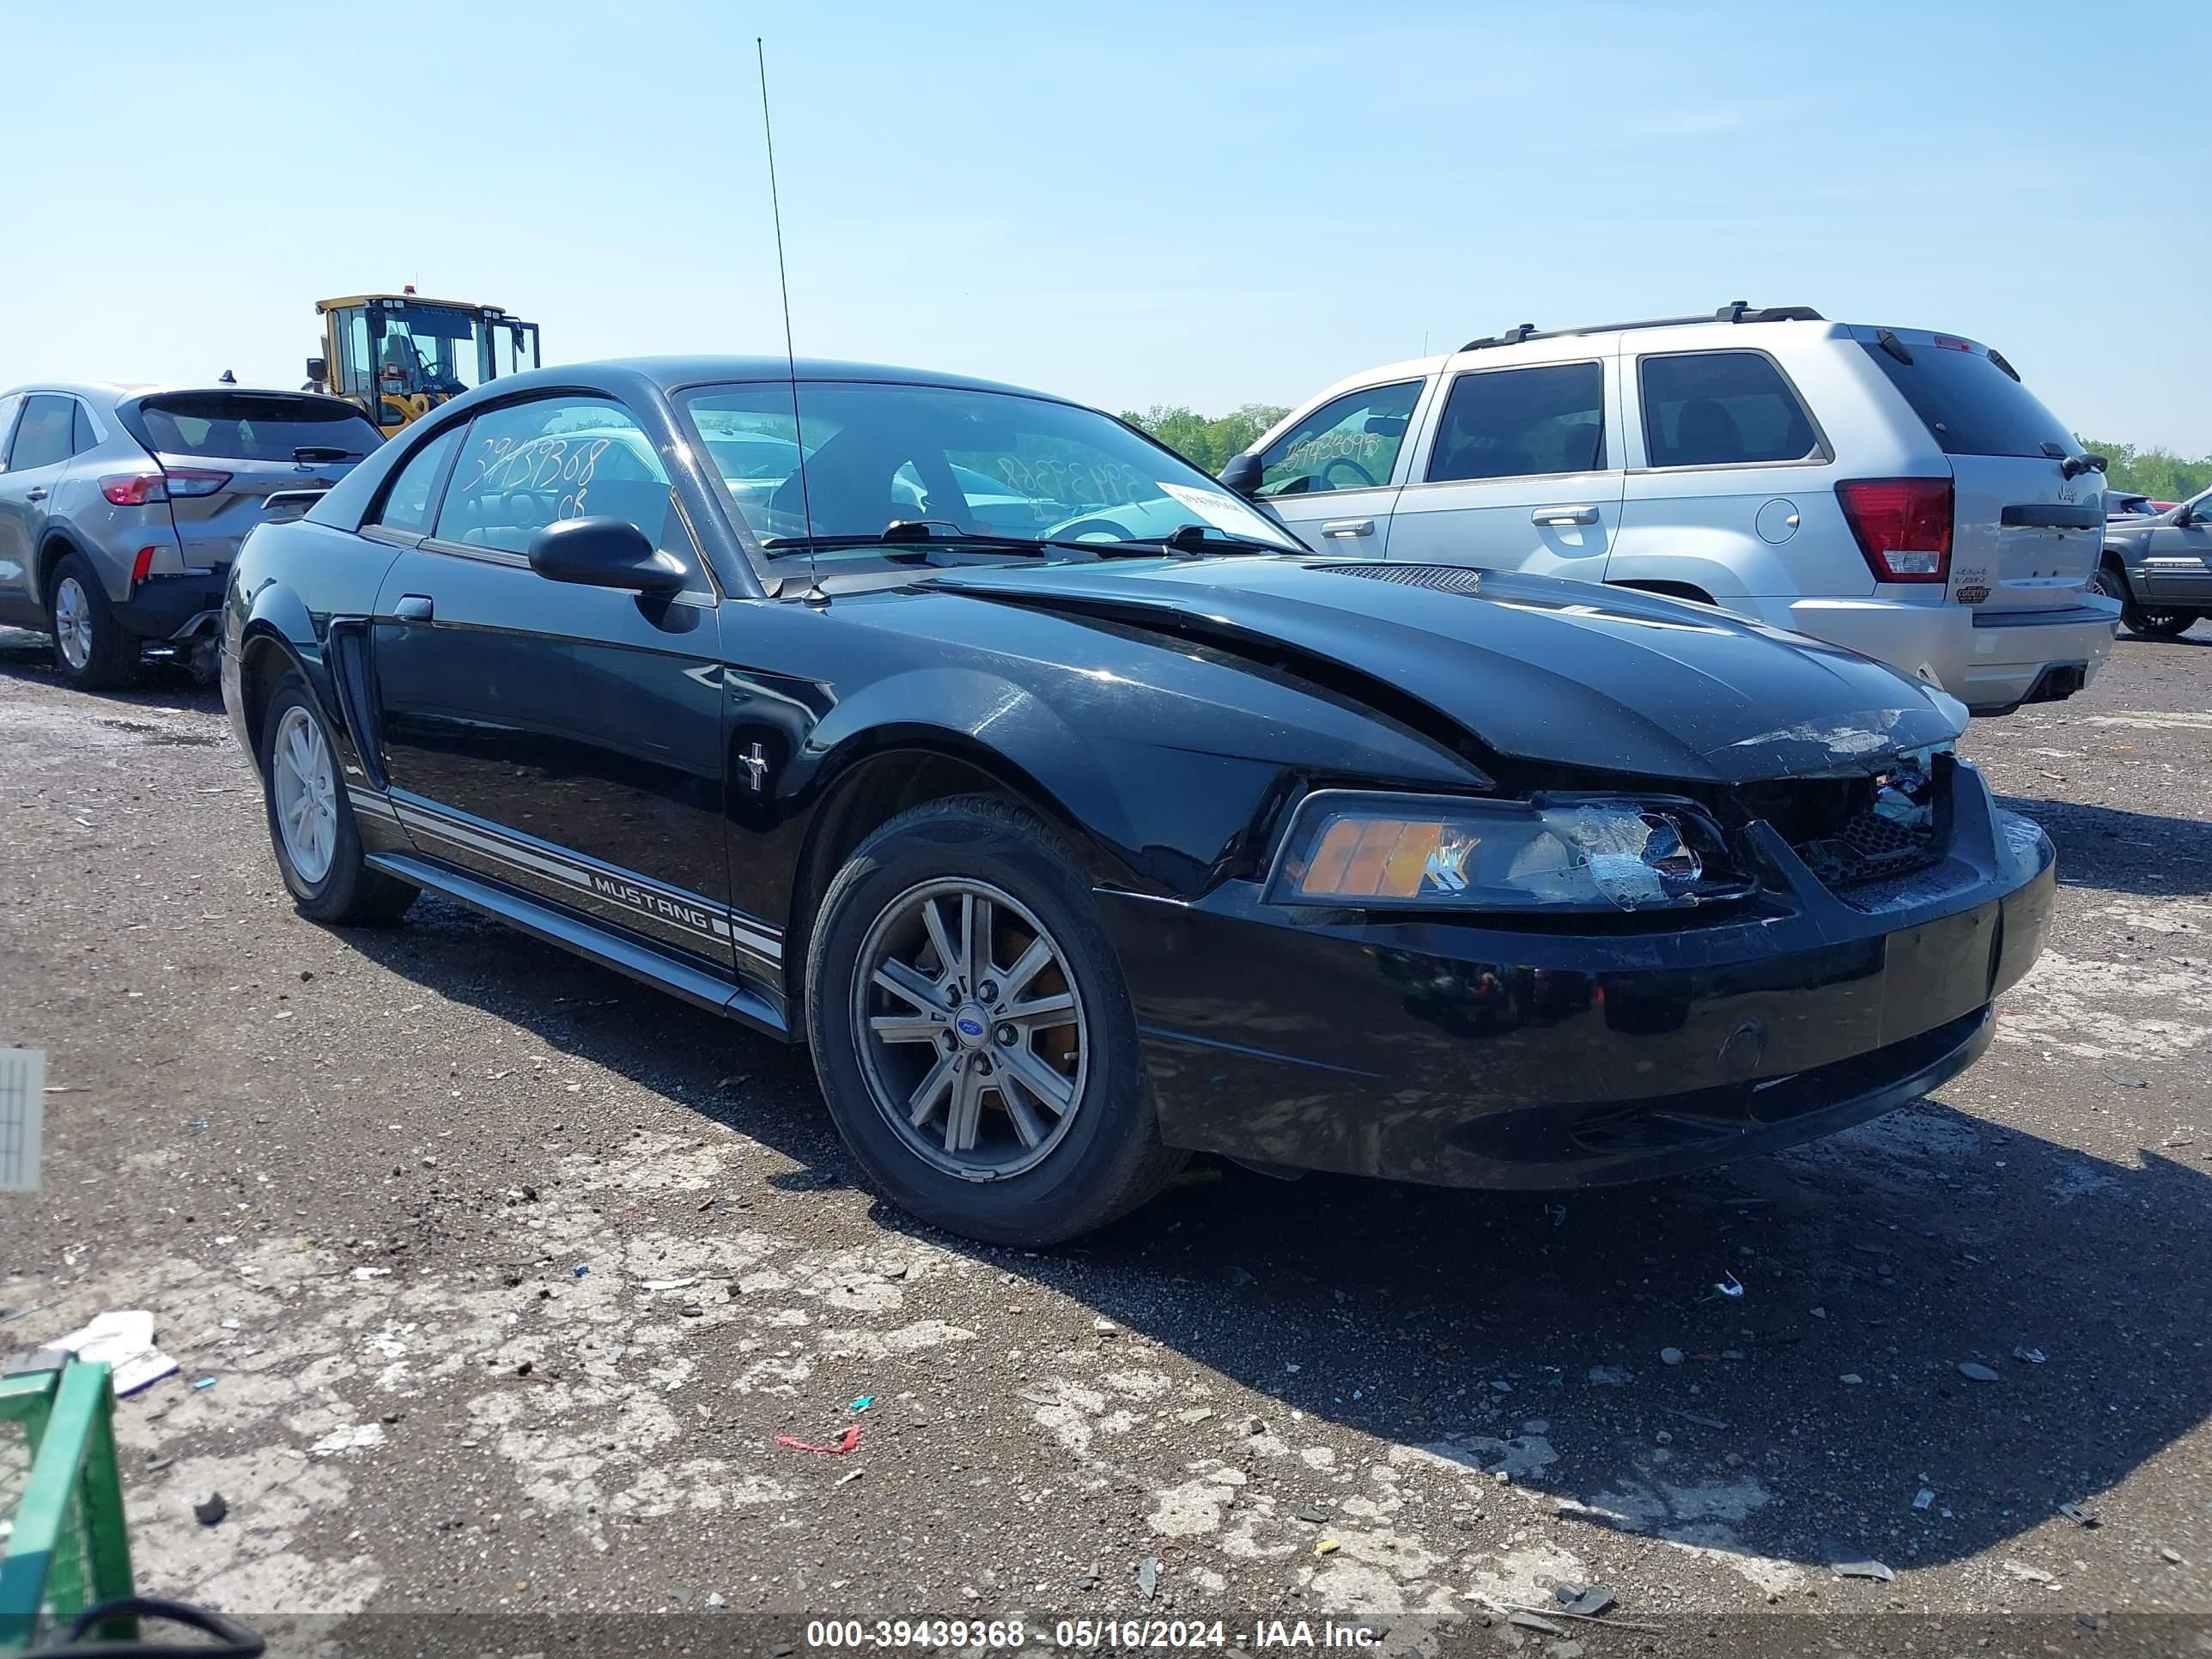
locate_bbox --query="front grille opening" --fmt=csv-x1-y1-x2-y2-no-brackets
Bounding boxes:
1729,763,1944,892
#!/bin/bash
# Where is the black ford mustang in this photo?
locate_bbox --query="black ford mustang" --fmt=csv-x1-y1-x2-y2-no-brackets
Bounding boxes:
220,357,2055,1245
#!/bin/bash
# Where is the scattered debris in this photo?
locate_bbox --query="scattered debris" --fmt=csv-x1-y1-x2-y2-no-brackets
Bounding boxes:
849,1395,875,1413
1587,1364,1633,1386
2100,1071,2148,1089
350,1266,389,1281
1136,1558,1158,1600
775,1426,860,1455
2160,1547,2184,1565
193,1494,228,1527
641,1277,698,1291
1659,1347,1684,1366
1294,1507,1329,1525
1667,1410,1730,1431
836,1469,865,1487
1913,1489,1935,1510
191,1376,216,1391
1839,1373,1865,1385
1543,1202,1567,1228
1957,1361,2001,1382
1826,1547,1895,1583
2013,1346,2046,1364
571,1263,589,1278
1714,1273,1745,1299
1314,1540,1339,1556
2057,1503,2100,1528
52,1310,177,1396
1507,1611,1564,1636
1562,1585,1616,1619
1809,1306,1827,1319
2001,1560,2056,1586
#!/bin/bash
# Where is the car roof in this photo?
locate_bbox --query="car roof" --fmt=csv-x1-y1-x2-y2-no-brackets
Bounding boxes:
514,356,1079,404
2,381,352,408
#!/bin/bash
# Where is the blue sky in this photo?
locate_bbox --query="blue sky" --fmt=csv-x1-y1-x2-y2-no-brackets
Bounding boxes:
6,0,2207,452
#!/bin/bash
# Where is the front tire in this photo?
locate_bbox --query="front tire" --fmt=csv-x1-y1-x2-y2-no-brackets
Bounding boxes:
2098,560,2196,638
258,675,417,925
47,553,140,690
804,796,1182,1245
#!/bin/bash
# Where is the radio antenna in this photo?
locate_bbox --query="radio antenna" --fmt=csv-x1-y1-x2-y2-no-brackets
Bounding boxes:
757,38,823,606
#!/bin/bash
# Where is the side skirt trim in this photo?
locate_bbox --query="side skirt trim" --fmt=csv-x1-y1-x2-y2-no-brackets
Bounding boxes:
368,851,789,1040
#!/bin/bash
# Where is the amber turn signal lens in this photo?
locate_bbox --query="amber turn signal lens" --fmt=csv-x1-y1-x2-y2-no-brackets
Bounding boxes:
1295,817,1445,900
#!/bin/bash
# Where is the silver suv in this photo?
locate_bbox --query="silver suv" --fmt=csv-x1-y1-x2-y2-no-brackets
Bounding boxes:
1227,303,2120,715
0,384,382,689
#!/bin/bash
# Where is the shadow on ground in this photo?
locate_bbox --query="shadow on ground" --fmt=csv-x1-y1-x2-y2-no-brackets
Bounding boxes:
2002,793,2212,896
339,890,2211,1583
0,628,221,715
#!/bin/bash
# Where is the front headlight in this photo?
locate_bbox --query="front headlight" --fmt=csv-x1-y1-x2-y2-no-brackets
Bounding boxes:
1267,791,1752,914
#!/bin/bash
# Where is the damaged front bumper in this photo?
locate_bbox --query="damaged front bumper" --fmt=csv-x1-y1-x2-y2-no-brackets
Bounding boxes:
1103,758,2054,1189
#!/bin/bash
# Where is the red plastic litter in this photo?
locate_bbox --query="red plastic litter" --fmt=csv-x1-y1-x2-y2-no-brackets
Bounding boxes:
775,1425,860,1455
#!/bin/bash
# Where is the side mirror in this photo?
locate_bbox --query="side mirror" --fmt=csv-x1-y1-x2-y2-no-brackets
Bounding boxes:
305,356,328,383
527,516,685,595
1218,453,1263,497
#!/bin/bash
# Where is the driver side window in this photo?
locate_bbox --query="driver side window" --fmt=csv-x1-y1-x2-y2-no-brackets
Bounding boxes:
434,398,679,561
1256,381,1421,499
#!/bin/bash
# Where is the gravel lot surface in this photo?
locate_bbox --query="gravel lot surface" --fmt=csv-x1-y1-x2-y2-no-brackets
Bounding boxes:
2,624,2208,1656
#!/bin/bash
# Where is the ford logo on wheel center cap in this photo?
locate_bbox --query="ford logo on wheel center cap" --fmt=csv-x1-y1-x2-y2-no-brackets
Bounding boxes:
956,1014,986,1039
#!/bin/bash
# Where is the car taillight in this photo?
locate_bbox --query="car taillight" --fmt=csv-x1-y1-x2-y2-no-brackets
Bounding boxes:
99,468,231,506
1836,477,1953,584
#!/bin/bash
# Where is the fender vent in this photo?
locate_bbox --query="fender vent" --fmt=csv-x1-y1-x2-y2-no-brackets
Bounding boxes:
1310,562,1486,595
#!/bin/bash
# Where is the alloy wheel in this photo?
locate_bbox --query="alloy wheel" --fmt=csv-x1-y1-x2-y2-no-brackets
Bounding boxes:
53,578,93,670
271,706,339,884
851,878,1089,1181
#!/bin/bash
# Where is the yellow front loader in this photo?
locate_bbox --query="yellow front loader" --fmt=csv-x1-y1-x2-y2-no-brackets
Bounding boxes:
307,288,542,440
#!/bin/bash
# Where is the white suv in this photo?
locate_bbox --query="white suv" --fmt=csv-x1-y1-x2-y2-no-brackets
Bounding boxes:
1227,303,2120,714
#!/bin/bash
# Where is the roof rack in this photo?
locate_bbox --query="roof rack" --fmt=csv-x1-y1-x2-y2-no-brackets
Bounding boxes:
1459,301,1822,353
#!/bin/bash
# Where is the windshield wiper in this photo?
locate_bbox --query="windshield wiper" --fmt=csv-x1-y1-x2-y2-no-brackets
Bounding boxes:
292,445,358,463
1108,523,1291,556
762,522,1057,557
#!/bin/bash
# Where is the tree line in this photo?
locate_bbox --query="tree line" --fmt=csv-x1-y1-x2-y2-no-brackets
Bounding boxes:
1127,406,2209,503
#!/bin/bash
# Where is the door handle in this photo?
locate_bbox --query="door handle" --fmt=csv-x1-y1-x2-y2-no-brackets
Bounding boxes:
25,489,46,502
394,594,434,622
1532,505,1599,526
1320,519,1375,538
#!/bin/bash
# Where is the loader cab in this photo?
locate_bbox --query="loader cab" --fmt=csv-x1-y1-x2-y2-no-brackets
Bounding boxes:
312,291,541,440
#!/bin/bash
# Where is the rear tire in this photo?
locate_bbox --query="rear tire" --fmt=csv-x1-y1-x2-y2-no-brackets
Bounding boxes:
804,796,1183,1245
258,675,417,925
2134,611,2197,639
46,553,140,691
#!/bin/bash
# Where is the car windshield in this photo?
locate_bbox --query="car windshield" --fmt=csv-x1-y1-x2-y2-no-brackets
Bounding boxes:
679,380,1303,556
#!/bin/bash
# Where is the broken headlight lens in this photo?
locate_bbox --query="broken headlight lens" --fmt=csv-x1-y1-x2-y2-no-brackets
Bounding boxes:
1269,792,1749,914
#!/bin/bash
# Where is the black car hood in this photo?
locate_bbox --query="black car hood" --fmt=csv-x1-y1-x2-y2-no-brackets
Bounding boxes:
926,557,1965,783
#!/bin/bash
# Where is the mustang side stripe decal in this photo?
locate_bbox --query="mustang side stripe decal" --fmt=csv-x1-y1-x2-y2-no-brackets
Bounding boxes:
374,794,783,963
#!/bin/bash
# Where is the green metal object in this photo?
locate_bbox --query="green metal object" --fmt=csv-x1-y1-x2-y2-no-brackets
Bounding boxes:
0,1358,135,1653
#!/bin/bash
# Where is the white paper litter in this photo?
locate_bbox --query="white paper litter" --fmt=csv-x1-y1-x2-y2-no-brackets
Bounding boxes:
641,1277,699,1291
53,1310,178,1395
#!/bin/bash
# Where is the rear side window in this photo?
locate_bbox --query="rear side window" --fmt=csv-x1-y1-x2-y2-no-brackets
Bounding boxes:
1427,363,1604,483
1860,341,2076,459
374,424,464,534
0,395,23,471
137,393,382,463
1639,351,1820,468
7,396,76,471
1255,381,1422,498
71,402,103,455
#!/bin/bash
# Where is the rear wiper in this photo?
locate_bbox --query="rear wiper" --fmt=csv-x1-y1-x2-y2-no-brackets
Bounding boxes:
292,445,356,463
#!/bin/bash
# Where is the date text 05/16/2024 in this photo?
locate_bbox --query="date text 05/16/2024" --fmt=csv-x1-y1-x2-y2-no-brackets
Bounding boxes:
804,1618,1383,1650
